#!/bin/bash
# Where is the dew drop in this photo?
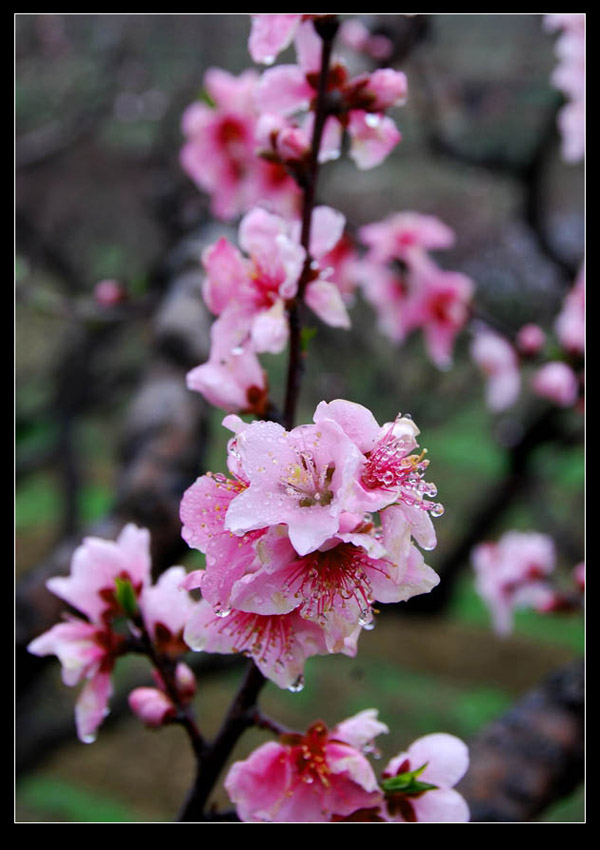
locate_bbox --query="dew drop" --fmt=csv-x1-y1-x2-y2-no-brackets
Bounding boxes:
365,113,381,128
358,607,374,628
215,605,232,618
431,503,445,518
288,674,305,693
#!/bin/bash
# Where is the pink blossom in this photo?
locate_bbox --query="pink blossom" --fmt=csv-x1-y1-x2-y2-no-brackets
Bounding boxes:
45,524,152,626
378,733,470,822
573,561,585,592
555,266,585,355
186,341,269,417
544,14,585,163
358,213,473,368
248,14,304,65
184,598,357,690
180,67,301,221
313,399,443,550
193,205,350,380
254,20,407,170
359,211,456,262
224,710,388,821
472,531,557,635
401,252,474,369
222,522,438,651
339,19,393,61
27,524,153,742
28,618,120,742
221,417,365,556
470,328,521,411
531,361,579,407
138,566,197,657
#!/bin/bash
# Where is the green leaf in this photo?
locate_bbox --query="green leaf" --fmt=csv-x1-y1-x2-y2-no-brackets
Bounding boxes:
381,763,438,796
114,576,138,618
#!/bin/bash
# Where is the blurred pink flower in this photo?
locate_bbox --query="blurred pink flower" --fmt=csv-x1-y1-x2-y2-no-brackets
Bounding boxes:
180,67,301,220
555,265,585,356
248,14,304,64
254,20,407,169
544,14,585,163
470,328,521,411
531,361,579,407
358,212,473,369
472,531,556,635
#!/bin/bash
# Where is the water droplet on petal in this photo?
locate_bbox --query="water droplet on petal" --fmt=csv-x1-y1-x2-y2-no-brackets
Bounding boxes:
431,503,445,517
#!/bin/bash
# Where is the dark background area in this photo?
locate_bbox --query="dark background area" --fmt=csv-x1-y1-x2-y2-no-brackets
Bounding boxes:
16,14,584,822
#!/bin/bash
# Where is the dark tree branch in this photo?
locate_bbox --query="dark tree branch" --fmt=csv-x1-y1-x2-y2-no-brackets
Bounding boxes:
459,657,584,822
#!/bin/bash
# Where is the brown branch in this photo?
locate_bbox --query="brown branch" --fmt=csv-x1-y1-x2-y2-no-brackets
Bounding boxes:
283,15,339,432
178,661,268,822
459,657,584,822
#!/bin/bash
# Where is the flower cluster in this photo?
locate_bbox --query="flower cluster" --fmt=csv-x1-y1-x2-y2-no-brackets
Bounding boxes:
224,708,469,822
27,525,196,742
250,15,407,171
180,399,443,689
355,211,475,369
185,205,353,415
544,14,585,164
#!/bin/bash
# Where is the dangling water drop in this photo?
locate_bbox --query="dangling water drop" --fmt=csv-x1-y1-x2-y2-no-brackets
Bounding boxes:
431,503,445,517
358,607,374,628
288,674,305,693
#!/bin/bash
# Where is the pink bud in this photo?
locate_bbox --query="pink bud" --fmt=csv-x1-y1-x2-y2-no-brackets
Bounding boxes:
516,323,546,356
128,687,175,728
94,279,126,307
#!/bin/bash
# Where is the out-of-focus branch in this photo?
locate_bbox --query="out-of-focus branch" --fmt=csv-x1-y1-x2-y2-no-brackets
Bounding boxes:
411,45,580,283
459,657,584,821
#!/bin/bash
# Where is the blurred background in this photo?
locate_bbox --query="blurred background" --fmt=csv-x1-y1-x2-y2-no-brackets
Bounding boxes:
15,14,584,822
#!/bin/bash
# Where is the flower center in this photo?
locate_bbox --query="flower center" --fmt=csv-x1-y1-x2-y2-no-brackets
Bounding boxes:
283,722,332,787
285,543,386,627
281,450,335,508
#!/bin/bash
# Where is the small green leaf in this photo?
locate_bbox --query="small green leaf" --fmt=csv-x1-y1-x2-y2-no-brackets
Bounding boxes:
114,576,138,619
381,762,438,796
300,326,318,352
198,88,216,108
